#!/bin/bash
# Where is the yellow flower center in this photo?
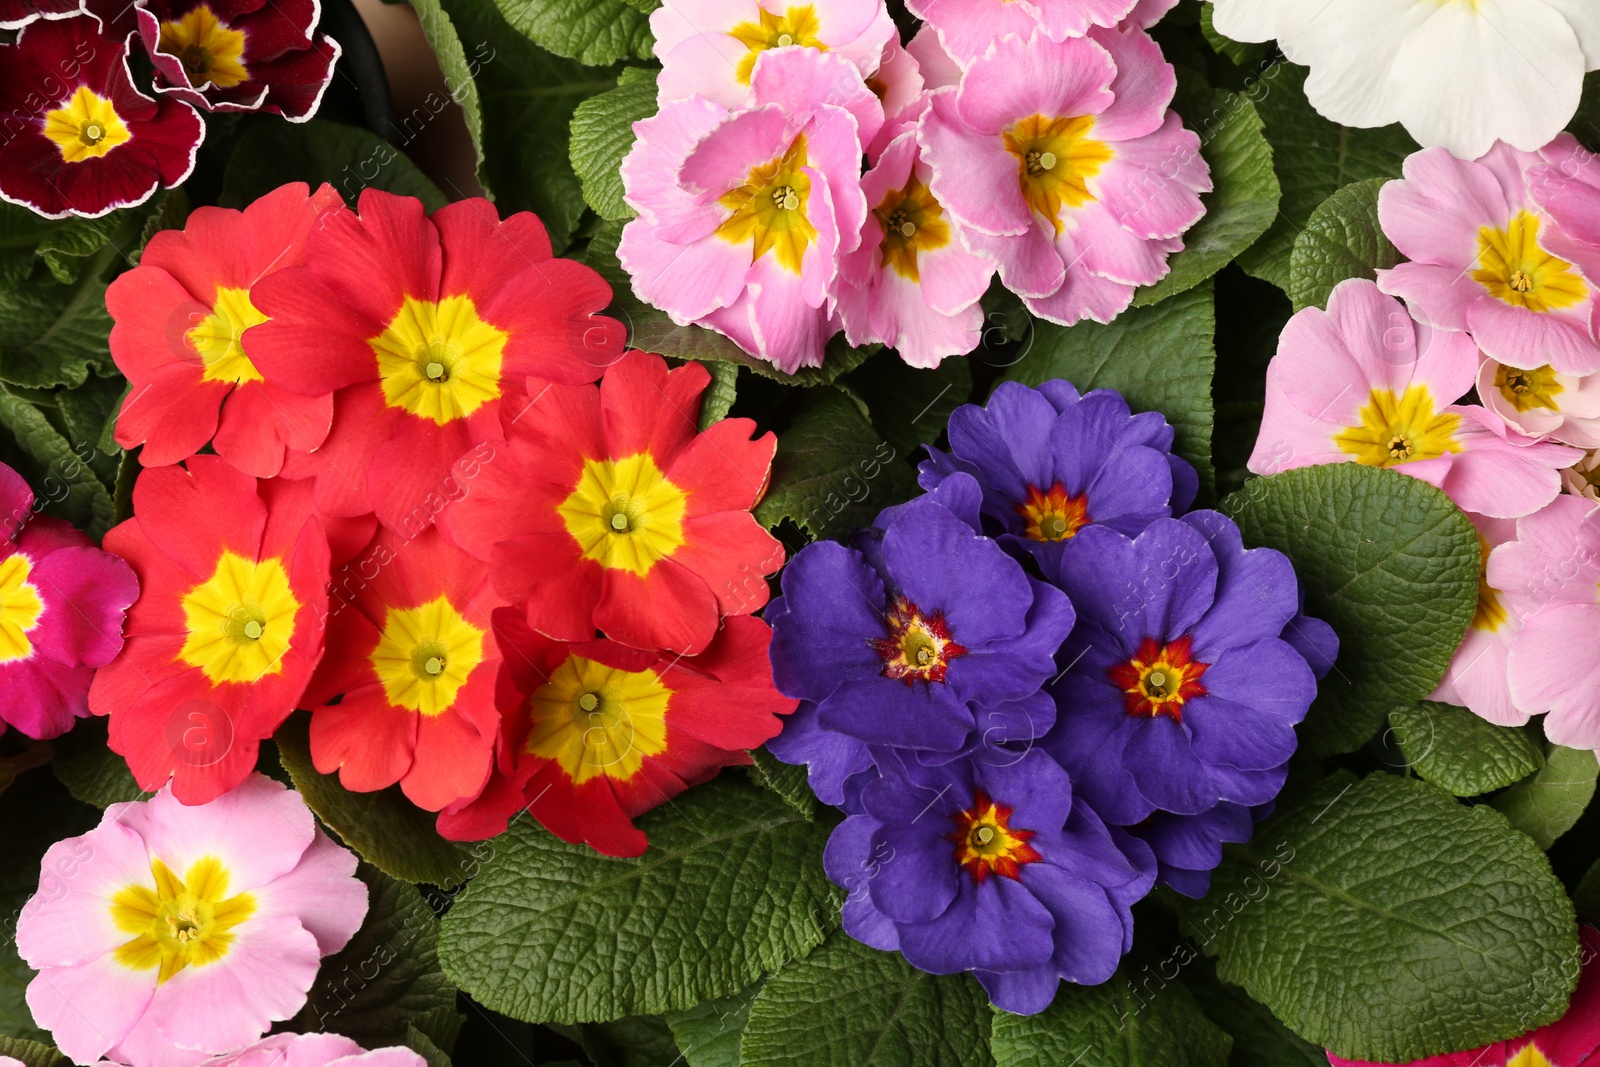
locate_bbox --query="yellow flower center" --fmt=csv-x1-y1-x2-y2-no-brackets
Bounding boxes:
369,594,485,716
716,134,817,276
1015,482,1090,542
525,654,671,784
729,5,825,84
41,86,132,164
875,173,951,284
1472,210,1588,313
1494,362,1565,414
370,294,507,425
1333,385,1462,468
0,554,45,665
947,790,1040,884
178,550,300,684
110,856,256,985
1472,534,1509,633
557,452,688,577
1003,114,1113,236
186,286,266,385
1507,1045,1553,1067
158,4,250,89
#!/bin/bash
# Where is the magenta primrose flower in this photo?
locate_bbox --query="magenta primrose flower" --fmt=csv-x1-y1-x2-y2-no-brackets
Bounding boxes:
1249,280,1579,520
0,463,138,740
16,775,367,1067
650,0,897,110
918,26,1210,327
1378,139,1600,377
619,46,879,371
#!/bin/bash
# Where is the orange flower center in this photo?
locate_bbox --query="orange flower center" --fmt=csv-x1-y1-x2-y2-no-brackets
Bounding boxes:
868,595,967,685
948,790,1041,884
1107,635,1209,723
1015,482,1090,542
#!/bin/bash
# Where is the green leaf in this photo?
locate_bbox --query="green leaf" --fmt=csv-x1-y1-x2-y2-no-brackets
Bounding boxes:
1002,281,1215,497
410,0,487,178
1287,178,1401,312
617,0,658,10
0,267,117,391
50,717,148,808
54,373,125,487
291,865,461,1046
492,0,653,65
1188,772,1579,1061
1221,465,1478,755
747,750,816,820
841,352,973,459
989,959,1231,1067
438,774,839,1023
37,213,129,285
274,714,476,888
1388,701,1545,798
403,1025,452,1067
570,67,658,220
441,0,616,250
699,361,739,430
0,1038,69,1067
1489,744,1600,851
664,982,760,1067
583,220,877,386
754,389,916,542
740,931,993,1067
403,1003,464,1066
0,772,101,1041
1135,89,1278,306
1237,65,1416,293
220,118,449,213
135,189,190,256
0,385,115,538
1186,972,1324,1067
0,203,66,290
1575,858,1600,924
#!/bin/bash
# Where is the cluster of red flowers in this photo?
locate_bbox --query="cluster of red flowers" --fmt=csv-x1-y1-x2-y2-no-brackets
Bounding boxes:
97,183,794,856
0,0,336,218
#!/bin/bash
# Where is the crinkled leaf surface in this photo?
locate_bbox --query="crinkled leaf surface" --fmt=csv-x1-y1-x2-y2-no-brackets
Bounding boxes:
438,774,839,1023
740,931,995,1067
1389,702,1544,798
1288,178,1400,312
665,982,761,1067
570,67,658,220
1489,744,1599,851
1222,465,1478,755
1189,772,1579,1061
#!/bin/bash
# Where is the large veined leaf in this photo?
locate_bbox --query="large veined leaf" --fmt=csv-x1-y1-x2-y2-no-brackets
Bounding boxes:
1134,87,1278,307
0,385,116,539
1489,743,1600,851
1002,281,1216,497
0,270,116,391
219,118,449,212
664,982,761,1067
275,715,476,889
438,774,839,1023
754,388,916,542
1189,772,1579,1061
1287,178,1401,312
1388,702,1544,798
0,1038,68,1067
841,352,974,459
570,66,658,221
1185,970,1325,1067
989,959,1231,1067
491,0,654,65
51,717,148,808
1237,65,1416,292
1222,465,1479,755
740,931,995,1067
0,203,66,289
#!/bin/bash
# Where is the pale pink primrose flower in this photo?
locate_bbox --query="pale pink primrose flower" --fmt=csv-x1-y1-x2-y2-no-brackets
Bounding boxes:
650,0,896,111
1529,136,1600,339
1478,358,1600,450
918,26,1209,327
1248,279,1580,519
15,775,367,1067
865,34,926,164
905,26,961,92
1377,140,1600,377
836,130,995,367
1489,495,1600,750
1431,512,1526,728
906,0,1173,64
619,47,879,372
94,1033,430,1067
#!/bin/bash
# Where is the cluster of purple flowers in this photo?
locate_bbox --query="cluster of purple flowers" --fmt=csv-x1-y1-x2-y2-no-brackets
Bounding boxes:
766,379,1337,1014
